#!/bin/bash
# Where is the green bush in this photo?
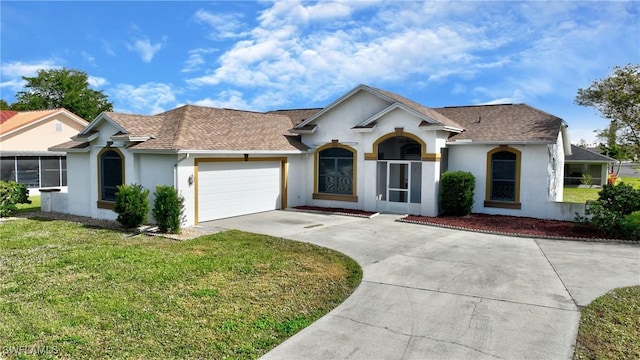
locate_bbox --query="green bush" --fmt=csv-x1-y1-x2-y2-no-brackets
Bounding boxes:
439,171,476,216
0,181,31,217
621,212,640,240
114,184,149,228
578,183,640,239
152,185,185,234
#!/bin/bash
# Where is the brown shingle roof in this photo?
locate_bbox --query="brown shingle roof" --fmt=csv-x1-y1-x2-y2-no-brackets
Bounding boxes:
102,105,308,152
268,108,322,126
433,104,564,143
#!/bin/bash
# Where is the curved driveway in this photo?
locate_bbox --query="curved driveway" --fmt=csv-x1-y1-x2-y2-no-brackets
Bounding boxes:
202,211,640,360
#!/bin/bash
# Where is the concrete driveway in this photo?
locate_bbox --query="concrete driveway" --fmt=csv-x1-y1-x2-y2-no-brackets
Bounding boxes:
201,210,640,360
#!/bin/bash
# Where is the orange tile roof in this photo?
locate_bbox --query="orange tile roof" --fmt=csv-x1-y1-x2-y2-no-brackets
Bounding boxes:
0,111,18,124
0,109,87,135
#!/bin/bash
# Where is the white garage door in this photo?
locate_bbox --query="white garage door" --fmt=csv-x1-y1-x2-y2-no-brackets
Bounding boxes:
197,161,281,222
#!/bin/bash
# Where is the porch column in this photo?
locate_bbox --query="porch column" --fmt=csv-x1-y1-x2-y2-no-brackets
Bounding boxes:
420,160,441,216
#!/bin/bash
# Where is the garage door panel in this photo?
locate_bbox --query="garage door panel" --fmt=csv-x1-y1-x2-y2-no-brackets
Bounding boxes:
198,161,281,222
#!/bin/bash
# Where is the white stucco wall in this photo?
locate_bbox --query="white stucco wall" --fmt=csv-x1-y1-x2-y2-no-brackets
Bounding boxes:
65,152,92,217
300,92,450,216
446,142,578,220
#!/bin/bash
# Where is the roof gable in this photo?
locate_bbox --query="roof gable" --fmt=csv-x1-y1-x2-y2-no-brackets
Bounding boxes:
0,109,88,137
294,84,464,131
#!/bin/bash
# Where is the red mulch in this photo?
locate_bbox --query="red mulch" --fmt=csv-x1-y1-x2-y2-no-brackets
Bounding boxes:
402,213,617,240
293,206,378,218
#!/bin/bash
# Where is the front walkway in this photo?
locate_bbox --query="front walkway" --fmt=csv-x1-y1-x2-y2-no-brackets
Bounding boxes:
201,211,640,360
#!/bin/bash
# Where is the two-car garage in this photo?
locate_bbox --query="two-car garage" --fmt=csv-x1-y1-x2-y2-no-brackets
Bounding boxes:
195,159,286,223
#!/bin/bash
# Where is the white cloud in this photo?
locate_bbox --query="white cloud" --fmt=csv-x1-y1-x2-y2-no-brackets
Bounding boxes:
194,9,248,39
88,76,108,88
185,1,637,112
192,90,250,110
181,48,217,73
126,38,164,63
110,82,177,114
0,60,60,92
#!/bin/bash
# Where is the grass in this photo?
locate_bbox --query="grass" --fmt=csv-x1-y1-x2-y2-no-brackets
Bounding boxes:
15,195,40,213
0,219,362,359
573,286,640,360
563,177,640,203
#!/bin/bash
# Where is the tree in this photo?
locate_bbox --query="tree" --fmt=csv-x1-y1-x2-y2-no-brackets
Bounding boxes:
0,99,10,110
12,68,113,121
576,64,640,160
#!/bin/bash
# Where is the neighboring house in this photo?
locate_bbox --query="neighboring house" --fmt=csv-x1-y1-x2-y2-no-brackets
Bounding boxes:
48,84,581,225
0,109,89,193
564,144,615,186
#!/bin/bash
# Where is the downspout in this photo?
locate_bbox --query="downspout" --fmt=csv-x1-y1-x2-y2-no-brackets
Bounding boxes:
174,153,190,190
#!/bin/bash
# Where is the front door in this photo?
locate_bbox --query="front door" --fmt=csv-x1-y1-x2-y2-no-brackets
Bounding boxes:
376,160,421,214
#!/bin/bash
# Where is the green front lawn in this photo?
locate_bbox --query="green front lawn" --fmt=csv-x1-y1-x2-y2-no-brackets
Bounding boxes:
563,177,640,203
0,219,361,359
574,286,640,359
15,195,40,213
563,187,600,203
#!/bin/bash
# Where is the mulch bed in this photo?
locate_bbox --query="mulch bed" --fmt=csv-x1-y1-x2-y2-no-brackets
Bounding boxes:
293,206,379,218
400,213,634,242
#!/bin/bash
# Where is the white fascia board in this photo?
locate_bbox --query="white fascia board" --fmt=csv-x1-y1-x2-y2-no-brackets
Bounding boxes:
80,113,127,135
446,140,552,145
419,125,464,133
71,132,99,142
49,146,91,153
111,135,151,142
351,127,375,133
126,149,309,155
289,127,317,134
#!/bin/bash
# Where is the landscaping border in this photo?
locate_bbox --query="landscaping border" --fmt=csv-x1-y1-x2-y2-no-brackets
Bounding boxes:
397,216,639,244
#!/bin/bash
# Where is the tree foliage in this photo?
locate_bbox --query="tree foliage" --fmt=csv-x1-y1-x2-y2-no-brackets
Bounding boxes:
576,64,640,160
12,68,113,121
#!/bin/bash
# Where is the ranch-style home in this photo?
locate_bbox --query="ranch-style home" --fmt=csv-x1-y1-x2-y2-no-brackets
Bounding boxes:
48,84,582,225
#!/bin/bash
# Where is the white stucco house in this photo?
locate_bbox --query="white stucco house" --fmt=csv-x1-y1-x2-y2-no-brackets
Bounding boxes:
48,84,581,225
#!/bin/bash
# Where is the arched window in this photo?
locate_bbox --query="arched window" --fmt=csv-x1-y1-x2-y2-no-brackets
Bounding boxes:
485,147,521,209
98,148,124,207
314,144,357,202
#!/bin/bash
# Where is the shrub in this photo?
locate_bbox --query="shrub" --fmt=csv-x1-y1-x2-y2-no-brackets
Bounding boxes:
581,174,593,186
578,183,640,239
620,212,640,240
114,184,149,228
439,171,476,216
0,181,31,217
152,185,185,234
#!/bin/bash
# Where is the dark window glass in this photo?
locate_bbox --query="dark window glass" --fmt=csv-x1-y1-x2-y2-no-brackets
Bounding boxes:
490,151,516,201
100,150,123,202
318,148,353,195
41,157,61,187
17,157,39,188
1,157,16,182
61,158,67,186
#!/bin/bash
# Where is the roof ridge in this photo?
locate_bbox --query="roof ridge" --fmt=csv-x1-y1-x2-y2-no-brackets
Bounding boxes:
441,104,519,108
172,105,190,149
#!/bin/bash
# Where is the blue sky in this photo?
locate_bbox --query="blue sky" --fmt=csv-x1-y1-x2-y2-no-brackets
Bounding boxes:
1,1,638,144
